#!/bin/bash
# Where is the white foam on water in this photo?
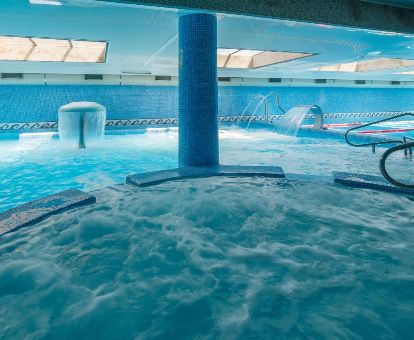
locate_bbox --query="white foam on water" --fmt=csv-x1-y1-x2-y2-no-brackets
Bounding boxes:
0,177,413,339
0,126,412,212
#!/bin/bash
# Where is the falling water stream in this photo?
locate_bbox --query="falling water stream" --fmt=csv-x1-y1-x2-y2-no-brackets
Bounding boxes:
275,105,315,136
58,102,106,148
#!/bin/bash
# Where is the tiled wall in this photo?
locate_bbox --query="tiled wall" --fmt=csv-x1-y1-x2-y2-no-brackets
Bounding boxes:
0,85,414,123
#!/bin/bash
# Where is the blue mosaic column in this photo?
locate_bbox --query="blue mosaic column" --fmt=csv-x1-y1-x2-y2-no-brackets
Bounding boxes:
178,13,219,167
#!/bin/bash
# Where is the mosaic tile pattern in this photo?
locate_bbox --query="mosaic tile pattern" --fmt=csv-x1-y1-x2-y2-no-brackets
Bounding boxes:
333,171,414,196
0,189,96,236
1,85,413,124
2,111,413,132
0,121,58,131
126,165,285,187
178,13,219,167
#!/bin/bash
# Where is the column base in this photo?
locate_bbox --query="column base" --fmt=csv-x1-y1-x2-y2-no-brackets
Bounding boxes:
126,165,285,187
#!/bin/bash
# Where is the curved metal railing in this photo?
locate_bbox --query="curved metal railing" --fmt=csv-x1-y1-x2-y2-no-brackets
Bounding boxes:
344,113,414,153
403,136,414,157
344,113,414,189
266,91,286,116
380,141,414,189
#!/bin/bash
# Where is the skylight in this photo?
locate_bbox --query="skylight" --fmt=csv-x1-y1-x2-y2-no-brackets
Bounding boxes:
0,36,107,63
218,48,312,69
314,58,414,72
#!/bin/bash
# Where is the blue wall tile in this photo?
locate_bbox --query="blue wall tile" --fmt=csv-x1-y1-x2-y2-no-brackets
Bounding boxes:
178,13,219,167
0,85,413,123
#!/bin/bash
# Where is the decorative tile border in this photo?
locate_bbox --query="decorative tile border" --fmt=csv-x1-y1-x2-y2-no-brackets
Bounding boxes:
106,118,178,127
0,189,96,237
1,111,413,131
322,111,414,120
333,171,414,196
127,165,285,187
0,121,58,131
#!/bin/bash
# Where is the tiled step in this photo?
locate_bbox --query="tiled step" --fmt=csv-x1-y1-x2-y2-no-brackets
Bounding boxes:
127,165,285,187
333,171,414,196
0,189,96,237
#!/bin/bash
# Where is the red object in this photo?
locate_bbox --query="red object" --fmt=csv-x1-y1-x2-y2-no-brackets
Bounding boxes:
358,128,414,134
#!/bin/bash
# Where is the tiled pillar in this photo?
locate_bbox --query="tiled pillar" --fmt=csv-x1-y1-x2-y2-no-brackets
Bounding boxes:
178,13,219,167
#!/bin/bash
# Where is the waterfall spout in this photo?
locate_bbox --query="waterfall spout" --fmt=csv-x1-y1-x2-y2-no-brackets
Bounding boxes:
58,102,106,148
276,105,324,136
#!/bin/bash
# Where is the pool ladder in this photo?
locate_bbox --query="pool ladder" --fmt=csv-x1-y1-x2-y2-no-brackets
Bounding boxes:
344,112,414,189
236,92,286,128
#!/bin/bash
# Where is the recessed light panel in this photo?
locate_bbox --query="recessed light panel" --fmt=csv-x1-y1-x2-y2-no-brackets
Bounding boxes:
0,35,107,63
29,0,62,5
218,48,312,69
316,58,414,72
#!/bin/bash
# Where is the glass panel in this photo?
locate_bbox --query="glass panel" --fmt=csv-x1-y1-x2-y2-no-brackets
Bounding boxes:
316,58,414,72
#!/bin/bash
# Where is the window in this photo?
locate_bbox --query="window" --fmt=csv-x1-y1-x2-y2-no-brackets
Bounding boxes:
314,58,414,72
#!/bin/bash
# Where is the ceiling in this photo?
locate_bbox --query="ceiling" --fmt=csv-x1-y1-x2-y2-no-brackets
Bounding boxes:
0,0,414,81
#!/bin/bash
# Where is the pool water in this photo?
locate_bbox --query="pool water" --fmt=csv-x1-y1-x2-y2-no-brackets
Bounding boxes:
0,176,413,339
1,127,413,212
329,120,414,139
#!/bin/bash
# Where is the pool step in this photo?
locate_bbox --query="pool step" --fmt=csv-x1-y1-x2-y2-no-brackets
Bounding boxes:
0,189,96,237
333,171,414,196
127,165,285,187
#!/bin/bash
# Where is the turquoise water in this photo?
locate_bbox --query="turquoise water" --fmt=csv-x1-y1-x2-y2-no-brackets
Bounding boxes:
0,176,413,338
0,127,412,212
330,120,414,138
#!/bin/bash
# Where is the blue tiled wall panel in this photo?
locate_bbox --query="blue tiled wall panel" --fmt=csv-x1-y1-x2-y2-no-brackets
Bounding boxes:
218,86,414,117
0,85,413,123
0,85,178,123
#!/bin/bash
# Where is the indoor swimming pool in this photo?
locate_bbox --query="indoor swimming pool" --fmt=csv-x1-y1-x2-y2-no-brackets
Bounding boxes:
1,126,412,212
326,120,414,139
0,176,413,338
1,0,414,338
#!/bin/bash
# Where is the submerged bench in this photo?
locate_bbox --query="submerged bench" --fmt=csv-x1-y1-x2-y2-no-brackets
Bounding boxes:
0,189,96,237
127,165,285,187
333,171,414,196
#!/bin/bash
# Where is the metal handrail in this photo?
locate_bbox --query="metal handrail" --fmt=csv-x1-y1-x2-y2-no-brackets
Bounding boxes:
403,136,414,157
265,91,286,116
380,141,414,189
247,92,286,128
344,113,414,153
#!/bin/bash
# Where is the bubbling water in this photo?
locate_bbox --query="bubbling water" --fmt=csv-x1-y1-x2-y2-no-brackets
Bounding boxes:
0,177,413,339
